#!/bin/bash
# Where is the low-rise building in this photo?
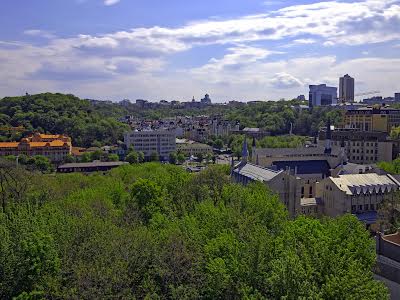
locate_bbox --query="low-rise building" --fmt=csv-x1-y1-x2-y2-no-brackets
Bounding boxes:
0,133,72,162
316,173,400,225
176,139,212,157
124,129,176,161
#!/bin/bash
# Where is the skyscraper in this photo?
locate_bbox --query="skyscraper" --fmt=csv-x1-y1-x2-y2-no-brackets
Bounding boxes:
339,74,355,103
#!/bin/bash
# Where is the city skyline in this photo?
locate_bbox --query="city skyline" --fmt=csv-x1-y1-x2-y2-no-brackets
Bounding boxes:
1,0,399,102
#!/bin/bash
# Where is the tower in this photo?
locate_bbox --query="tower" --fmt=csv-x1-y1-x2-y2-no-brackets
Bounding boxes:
324,119,332,154
252,136,256,161
339,74,355,103
242,136,249,163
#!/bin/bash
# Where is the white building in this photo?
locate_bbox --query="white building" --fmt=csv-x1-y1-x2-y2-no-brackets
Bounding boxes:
309,84,338,107
124,129,176,161
339,74,355,103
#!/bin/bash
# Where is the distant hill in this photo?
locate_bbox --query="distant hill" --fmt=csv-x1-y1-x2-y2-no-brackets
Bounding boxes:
0,93,130,147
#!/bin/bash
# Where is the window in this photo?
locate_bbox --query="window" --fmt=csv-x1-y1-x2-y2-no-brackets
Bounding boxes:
351,205,356,212
359,205,363,211
364,204,369,210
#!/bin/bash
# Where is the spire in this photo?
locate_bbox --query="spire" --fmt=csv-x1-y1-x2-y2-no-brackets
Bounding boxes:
252,136,256,147
230,156,235,176
256,154,259,165
324,118,332,154
242,136,249,163
313,135,318,145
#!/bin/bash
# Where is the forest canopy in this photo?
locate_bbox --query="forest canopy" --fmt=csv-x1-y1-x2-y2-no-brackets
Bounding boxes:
0,162,388,299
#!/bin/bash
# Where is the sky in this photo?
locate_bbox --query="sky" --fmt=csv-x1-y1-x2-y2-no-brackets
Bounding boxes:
0,0,399,102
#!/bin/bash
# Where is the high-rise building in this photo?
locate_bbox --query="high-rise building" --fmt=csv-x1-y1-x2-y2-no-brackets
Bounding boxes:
395,93,400,102
339,74,355,103
309,84,338,107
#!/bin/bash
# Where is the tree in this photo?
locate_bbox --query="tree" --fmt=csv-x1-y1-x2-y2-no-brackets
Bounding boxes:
27,156,52,173
213,139,224,150
126,151,139,164
197,153,204,162
64,154,75,163
149,152,159,162
130,178,165,222
177,153,186,164
169,152,177,164
108,154,119,162
138,151,145,163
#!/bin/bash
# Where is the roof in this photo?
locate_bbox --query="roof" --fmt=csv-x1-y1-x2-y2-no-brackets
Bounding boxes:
233,162,282,182
58,161,128,169
335,163,375,175
0,140,71,148
272,160,331,176
255,146,341,157
330,173,400,195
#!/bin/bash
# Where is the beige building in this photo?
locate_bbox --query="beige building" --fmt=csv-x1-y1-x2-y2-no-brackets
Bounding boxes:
343,106,400,133
316,173,400,225
124,129,176,161
176,139,213,157
318,129,394,164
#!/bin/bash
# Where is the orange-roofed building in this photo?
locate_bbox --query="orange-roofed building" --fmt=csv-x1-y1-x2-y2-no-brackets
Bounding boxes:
0,133,72,162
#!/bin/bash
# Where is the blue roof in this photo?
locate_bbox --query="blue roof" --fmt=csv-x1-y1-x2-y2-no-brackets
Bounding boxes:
272,160,331,176
354,211,377,225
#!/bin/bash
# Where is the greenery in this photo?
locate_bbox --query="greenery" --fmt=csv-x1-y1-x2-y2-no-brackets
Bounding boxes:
0,161,387,299
0,94,343,149
0,93,129,147
377,158,400,174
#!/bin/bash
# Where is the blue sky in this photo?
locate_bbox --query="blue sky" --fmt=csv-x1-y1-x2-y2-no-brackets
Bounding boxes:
0,0,399,102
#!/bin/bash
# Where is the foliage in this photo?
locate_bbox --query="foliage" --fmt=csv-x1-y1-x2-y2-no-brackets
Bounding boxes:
0,163,387,299
0,93,129,147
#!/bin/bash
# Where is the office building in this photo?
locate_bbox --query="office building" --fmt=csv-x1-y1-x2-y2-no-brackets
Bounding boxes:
343,106,400,133
395,93,400,102
124,129,176,161
0,133,72,162
339,74,355,102
309,84,338,107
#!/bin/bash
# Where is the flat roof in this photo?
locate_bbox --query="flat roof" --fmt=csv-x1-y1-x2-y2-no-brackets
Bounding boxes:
58,161,128,169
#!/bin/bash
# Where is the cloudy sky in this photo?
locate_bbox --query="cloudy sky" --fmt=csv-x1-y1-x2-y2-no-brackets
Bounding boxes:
0,0,399,102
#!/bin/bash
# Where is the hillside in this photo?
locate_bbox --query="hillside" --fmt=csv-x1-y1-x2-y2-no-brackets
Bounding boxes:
0,163,387,299
0,93,130,147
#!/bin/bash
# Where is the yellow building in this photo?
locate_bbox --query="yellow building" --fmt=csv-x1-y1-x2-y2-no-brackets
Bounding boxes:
176,139,213,157
343,106,400,133
0,133,72,162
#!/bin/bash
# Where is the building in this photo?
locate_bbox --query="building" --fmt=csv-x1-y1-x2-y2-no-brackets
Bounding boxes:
376,231,400,294
124,129,176,161
342,106,400,133
315,173,400,225
57,161,128,173
210,118,240,137
0,133,72,162
309,84,338,107
318,129,395,164
176,139,213,157
395,93,400,102
231,139,301,217
200,94,212,105
339,74,355,103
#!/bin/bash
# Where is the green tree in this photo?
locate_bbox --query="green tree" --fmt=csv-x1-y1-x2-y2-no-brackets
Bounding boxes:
169,152,177,164
138,151,145,163
126,151,139,164
108,154,119,162
177,152,186,164
149,152,159,162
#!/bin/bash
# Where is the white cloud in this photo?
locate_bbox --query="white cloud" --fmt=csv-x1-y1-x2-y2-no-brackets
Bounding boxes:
23,29,56,39
104,0,120,6
1,0,400,100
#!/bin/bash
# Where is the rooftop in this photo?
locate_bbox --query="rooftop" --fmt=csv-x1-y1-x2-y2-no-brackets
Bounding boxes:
58,161,128,169
233,162,282,182
272,160,331,176
330,173,400,195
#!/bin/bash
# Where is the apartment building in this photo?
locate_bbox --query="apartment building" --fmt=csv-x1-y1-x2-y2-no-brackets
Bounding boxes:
343,106,400,133
339,74,355,102
0,133,72,162
124,129,176,161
